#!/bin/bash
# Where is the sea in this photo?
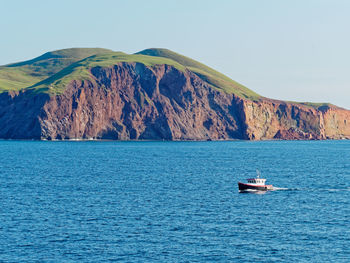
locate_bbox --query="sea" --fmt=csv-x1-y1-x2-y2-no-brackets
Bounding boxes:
0,140,349,262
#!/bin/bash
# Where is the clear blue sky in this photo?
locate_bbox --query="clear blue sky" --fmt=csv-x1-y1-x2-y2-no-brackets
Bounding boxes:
2,0,350,108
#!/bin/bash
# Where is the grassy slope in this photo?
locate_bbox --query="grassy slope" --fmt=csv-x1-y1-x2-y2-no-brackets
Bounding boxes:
30,48,261,99
0,67,41,91
137,48,260,100
294,102,332,110
0,48,111,92
0,47,331,108
30,52,187,94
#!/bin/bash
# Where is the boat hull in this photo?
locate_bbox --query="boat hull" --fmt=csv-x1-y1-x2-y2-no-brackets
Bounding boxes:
238,182,273,191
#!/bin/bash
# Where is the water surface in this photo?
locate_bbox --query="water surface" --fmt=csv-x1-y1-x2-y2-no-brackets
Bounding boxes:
0,140,349,262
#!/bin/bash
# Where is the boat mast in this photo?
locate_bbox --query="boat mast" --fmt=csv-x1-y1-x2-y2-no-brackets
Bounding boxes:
256,169,261,178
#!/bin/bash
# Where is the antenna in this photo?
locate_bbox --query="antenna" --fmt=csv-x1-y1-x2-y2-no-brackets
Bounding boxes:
256,169,261,178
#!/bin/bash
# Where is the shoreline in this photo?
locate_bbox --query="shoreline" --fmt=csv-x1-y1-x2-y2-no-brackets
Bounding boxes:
0,138,348,142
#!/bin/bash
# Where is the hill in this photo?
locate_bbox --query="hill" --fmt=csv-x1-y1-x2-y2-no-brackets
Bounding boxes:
0,48,111,92
1,48,260,100
0,47,348,140
136,48,260,99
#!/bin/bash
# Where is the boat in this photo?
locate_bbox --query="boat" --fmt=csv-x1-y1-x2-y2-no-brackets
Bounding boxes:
238,170,273,192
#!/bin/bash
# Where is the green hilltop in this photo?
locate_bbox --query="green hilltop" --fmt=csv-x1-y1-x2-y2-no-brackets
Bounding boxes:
0,47,260,99
0,48,111,92
0,47,330,108
30,51,188,94
137,48,260,99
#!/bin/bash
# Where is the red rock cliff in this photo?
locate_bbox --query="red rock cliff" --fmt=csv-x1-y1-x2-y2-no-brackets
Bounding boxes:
0,62,349,140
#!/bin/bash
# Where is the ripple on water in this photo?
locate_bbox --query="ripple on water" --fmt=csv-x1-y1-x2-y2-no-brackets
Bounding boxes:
0,140,350,262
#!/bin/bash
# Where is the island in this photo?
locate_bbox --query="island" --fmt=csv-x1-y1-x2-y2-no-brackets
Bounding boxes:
0,48,349,140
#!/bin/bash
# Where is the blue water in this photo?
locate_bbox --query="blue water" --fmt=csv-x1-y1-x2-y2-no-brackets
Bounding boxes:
0,141,350,262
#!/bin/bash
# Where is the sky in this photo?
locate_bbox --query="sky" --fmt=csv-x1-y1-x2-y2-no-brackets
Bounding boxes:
1,0,350,108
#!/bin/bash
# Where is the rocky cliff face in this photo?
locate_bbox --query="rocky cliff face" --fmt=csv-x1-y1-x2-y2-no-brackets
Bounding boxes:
0,62,349,140
238,98,350,140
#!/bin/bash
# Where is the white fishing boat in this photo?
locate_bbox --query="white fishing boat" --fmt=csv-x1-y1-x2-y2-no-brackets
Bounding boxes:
238,170,273,192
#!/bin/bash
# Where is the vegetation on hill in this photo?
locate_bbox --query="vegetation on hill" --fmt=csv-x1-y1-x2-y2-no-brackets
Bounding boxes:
137,48,260,99
29,52,187,94
0,48,111,92
1,47,260,99
30,48,261,99
297,102,332,110
0,47,331,108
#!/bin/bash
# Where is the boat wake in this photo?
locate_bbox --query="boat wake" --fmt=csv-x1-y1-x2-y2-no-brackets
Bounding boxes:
272,187,350,192
272,187,289,191
239,189,268,194
240,187,350,194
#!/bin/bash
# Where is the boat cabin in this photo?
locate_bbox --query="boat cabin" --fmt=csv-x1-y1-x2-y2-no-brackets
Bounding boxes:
246,178,266,185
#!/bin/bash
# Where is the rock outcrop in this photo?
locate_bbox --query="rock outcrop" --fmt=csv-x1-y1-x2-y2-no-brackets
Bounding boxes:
0,62,349,140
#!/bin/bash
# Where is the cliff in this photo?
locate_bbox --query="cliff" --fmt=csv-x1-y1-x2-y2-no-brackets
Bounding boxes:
0,60,349,140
